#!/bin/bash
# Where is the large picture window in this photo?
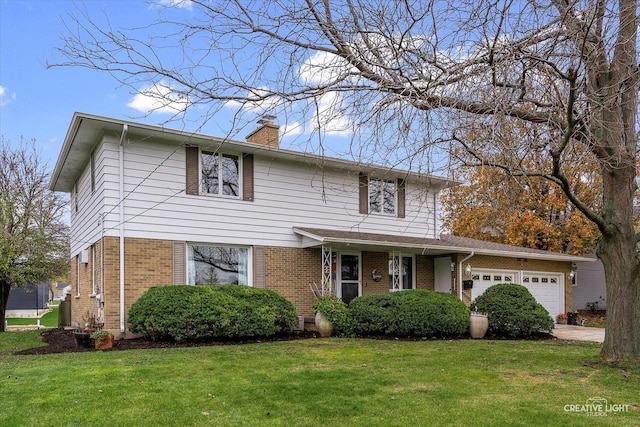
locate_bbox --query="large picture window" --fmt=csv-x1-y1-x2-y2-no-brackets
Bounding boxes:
369,178,396,215
201,152,240,197
187,244,249,285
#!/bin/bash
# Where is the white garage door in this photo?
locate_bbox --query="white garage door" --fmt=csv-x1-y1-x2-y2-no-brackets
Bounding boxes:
470,270,563,318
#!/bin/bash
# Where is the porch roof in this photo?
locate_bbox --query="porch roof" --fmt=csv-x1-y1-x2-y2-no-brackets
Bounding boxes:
292,227,593,263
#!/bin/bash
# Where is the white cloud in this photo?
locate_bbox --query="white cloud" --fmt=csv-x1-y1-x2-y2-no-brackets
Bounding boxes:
281,121,303,137
298,51,352,85
313,92,352,136
127,82,190,114
0,85,17,107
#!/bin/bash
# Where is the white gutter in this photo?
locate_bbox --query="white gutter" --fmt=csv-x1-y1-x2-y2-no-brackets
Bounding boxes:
119,124,128,333
458,252,474,301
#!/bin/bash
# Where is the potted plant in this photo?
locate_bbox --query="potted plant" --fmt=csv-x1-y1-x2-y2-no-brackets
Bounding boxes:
567,310,579,325
557,313,568,324
312,295,350,337
90,330,114,350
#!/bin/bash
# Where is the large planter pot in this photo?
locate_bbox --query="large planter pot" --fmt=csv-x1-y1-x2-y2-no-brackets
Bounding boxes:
469,313,489,339
567,312,578,325
315,312,334,337
94,335,114,350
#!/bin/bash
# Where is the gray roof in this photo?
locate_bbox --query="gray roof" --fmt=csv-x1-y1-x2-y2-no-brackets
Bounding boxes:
50,112,458,192
293,227,593,262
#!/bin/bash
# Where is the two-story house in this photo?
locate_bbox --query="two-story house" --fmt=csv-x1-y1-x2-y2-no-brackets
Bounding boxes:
49,113,589,336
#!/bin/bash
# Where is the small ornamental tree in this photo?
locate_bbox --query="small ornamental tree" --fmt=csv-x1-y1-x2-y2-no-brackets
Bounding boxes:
0,139,69,331
472,283,554,338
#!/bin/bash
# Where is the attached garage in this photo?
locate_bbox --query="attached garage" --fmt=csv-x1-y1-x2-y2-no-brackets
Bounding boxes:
470,269,564,319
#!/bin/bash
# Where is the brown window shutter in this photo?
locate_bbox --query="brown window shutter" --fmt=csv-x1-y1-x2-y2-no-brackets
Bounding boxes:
242,153,254,201
173,241,186,284
397,179,406,218
185,146,199,195
359,173,368,214
253,246,265,288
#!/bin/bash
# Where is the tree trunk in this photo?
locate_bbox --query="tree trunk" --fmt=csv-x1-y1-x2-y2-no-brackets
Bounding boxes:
597,166,640,360
0,282,10,332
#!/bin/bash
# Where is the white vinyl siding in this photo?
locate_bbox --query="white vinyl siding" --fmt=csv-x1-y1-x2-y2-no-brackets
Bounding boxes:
79,139,439,250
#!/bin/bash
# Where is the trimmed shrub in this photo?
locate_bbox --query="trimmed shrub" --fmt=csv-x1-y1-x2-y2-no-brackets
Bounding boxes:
349,289,470,337
127,285,298,342
471,283,554,338
312,295,354,336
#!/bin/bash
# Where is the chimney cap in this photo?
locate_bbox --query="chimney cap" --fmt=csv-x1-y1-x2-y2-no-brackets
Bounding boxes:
258,115,277,124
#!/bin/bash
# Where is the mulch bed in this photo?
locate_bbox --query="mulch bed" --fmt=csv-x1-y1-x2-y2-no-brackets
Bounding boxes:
14,328,319,355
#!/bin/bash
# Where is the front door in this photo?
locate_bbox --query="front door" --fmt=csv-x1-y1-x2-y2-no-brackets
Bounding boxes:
338,253,361,304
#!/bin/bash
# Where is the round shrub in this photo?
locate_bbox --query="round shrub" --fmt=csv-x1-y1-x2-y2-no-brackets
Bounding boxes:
127,285,298,342
471,283,554,338
349,289,470,337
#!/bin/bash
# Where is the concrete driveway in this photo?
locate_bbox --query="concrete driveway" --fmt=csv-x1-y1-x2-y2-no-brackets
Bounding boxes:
553,324,605,343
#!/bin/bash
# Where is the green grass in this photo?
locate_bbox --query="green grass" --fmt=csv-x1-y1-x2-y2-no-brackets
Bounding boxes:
1,333,638,426
6,305,59,327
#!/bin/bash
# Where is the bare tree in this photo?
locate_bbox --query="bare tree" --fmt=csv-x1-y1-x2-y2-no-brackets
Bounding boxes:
0,138,69,331
51,0,638,359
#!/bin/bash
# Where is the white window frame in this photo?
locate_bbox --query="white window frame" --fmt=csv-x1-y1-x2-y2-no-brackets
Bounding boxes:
369,178,397,215
200,151,241,198
91,244,98,296
187,243,252,286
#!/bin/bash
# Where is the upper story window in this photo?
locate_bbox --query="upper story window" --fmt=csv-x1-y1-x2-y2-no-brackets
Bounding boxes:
186,147,253,201
201,152,239,197
359,173,406,218
369,178,396,215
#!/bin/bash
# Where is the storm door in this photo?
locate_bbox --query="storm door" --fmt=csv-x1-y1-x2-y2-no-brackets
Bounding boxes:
338,253,361,304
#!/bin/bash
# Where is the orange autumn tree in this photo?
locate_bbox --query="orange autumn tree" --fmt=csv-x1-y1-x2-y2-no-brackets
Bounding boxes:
442,164,599,255
442,119,600,255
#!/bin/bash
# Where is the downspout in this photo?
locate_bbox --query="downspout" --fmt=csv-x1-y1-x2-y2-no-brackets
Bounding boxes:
458,252,474,301
119,124,128,333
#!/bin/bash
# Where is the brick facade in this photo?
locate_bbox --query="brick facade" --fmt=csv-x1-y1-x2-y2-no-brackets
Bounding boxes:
67,237,573,334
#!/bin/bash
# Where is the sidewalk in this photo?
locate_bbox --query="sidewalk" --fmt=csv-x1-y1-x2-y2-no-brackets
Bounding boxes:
553,324,605,343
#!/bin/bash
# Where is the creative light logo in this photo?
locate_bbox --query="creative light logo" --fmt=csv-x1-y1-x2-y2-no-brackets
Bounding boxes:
564,397,631,417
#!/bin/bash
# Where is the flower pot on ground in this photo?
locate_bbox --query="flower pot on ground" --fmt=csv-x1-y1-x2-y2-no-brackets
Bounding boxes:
567,311,578,325
557,313,568,324
312,295,351,337
90,330,114,350
469,312,489,339
314,312,334,337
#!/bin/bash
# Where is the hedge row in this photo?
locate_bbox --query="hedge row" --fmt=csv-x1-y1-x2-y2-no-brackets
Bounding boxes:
128,284,553,342
127,285,298,342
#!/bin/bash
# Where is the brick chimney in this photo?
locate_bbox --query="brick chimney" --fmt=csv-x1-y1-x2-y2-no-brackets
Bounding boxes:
245,116,279,148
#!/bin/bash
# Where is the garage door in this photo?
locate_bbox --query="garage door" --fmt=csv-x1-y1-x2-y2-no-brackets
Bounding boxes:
470,270,562,318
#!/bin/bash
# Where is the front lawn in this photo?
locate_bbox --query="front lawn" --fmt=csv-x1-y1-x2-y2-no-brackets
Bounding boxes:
0,332,637,426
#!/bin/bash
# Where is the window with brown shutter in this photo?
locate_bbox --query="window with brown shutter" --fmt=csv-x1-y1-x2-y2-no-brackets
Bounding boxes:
185,146,199,195
359,173,368,214
242,153,254,201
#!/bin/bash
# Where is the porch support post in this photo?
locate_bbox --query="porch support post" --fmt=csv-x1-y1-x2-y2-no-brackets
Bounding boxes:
321,245,332,296
391,251,401,291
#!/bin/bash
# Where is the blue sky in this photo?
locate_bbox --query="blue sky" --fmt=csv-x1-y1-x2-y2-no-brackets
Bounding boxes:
0,0,448,174
0,0,326,167
1,1,154,165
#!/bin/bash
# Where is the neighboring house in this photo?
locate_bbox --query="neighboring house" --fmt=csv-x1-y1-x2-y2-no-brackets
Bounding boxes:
49,113,591,336
6,283,50,318
574,255,607,311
